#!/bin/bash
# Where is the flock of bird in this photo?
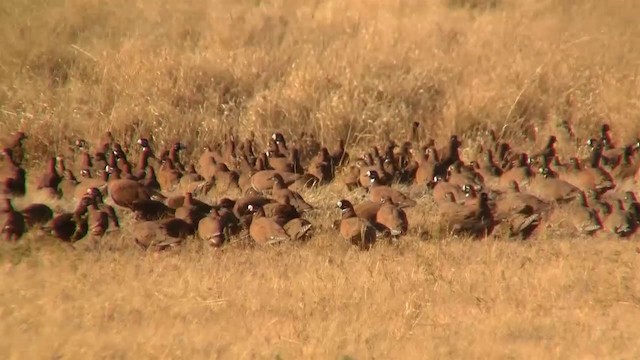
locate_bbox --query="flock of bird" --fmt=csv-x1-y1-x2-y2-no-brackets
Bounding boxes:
1,121,640,251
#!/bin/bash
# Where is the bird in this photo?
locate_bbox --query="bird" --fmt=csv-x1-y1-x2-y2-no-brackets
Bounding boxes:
336,199,377,250
0,198,26,241
439,192,495,238
366,170,416,207
197,209,226,248
247,204,290,245
375,196,409,238
602,199,635,238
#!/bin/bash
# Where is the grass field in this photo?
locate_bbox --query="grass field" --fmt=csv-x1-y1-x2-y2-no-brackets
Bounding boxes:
2,0,640,358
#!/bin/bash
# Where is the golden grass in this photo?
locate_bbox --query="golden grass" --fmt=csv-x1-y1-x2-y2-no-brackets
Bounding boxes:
2,0,640,358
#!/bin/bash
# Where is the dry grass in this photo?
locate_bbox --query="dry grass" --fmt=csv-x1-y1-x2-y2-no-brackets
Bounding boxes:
2,0,640,358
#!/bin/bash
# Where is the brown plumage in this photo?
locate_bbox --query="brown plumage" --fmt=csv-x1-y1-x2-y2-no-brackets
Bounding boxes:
375,196,409,237
249,170,300,192
211,163,241,193
3,131,27,165
233,195,274,228
415,147,438,185
0,148,26,197
58,169,80,200
366,170,416,207
180,164,204,187
131,199,174,221
431,176,466,205
21,203,54,229
353,200,383,223
85,187,120,230
87,201,110,238
283,218,313,241
36,157,62,194
560,155,615,194
47,198,90,242
263,196,301,227
610,146,639,180
197,209,226,247
157,158,182,191
330,138,349,169
73,168,109,200
270,174,313,213
336,200,376,250
175,192,209,226
247,204,290,245
493,182,543,239
602,199,635,237
567,193,602,235
439,192,495,238
265,146,293,173
434,135,462,177
107,178,163,209
1,198,25,241
342,165,361,191
198,145,219,181
498,153,534,188
529,167,583,203
133,218,194,251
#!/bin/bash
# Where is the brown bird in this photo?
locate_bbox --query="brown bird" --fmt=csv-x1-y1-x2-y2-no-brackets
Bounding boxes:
330,138,350,169
175,192,209,226
585,189,611,218
529,167,583,203
180,164,205,187
366,170,416,207
0,198,25,241
602,199,635,237
133,218,194,251
531,135,558,167
3,131,27,165
167,142,187,172
283,218,313,241
336,199,376,250
107,177,163,209
496,181,549,216
36,157,63,196
263,196,301,227
347,201,379,223
375,196,409,237
342,165,361,191
87,201,110,239
561,152,615,194
157,158,183,191
415,147,438,185
247,204,290,245
270,173,313,213
86,187,120,230
434,135,462,177
431,175,467,205
47,198,90,242
567,193,602,235
610,146,639,180
439,192,495,238
197,209,226,247
198,145,219,181
493,182,543,239
498,153,534,188
73,167,109,200
0,148,26,197
20,203,54,229
249,170,300,192
131,199,174,221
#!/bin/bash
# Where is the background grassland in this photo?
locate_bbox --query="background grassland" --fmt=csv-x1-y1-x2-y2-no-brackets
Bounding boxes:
2,0,640,359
